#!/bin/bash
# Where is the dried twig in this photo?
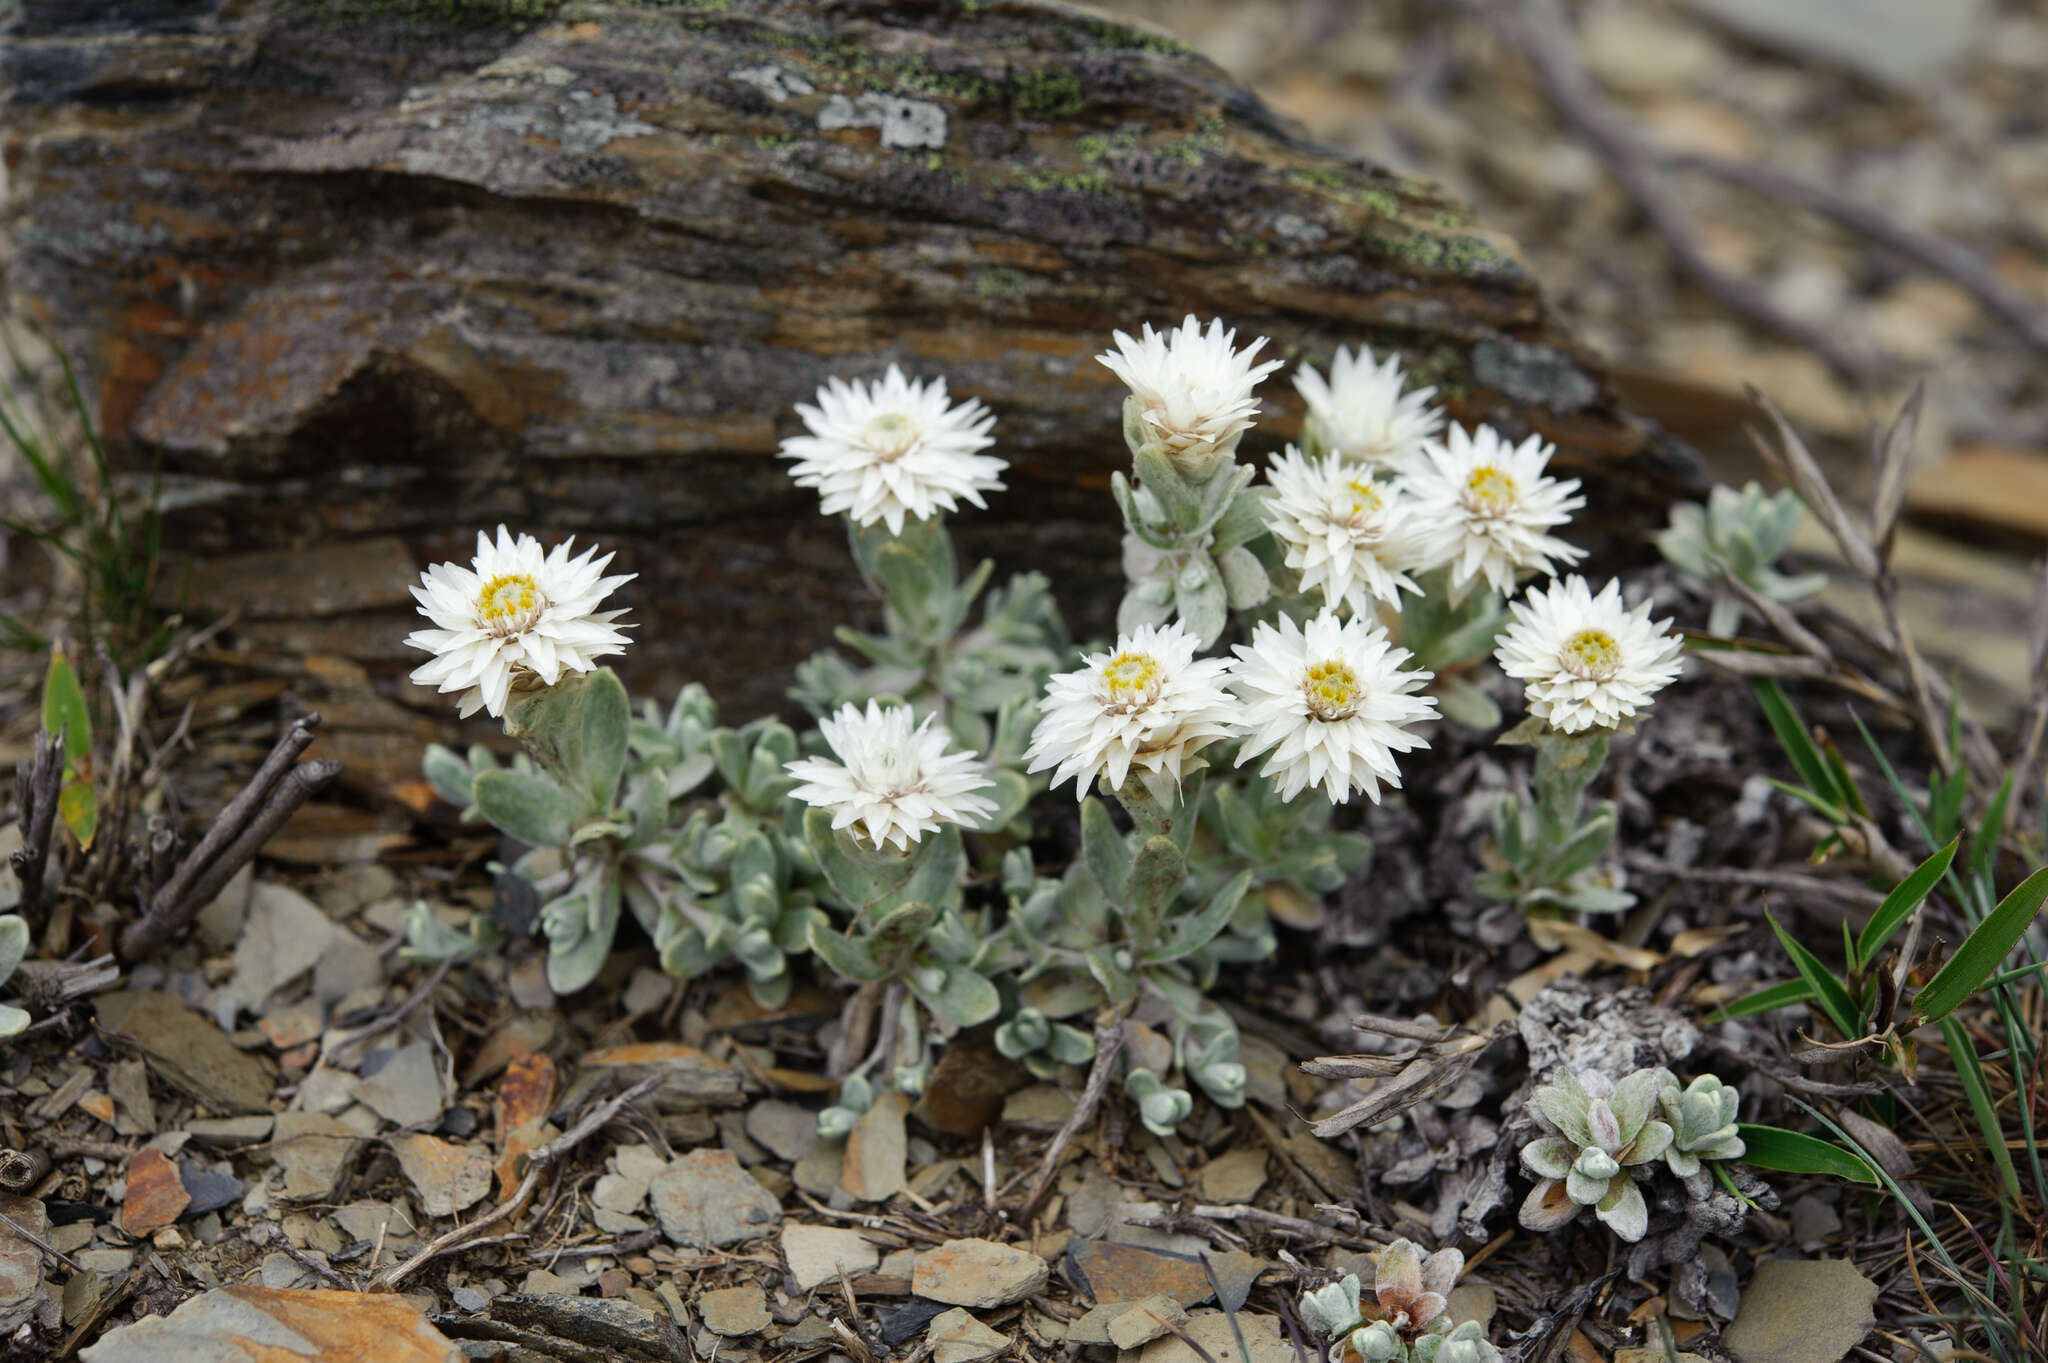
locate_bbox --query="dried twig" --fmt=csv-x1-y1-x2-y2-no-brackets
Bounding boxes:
375,1074,661,1289
120,713,338,961
1301,1015,1509,1139
1016,1013,1126,1224
11,731,64,924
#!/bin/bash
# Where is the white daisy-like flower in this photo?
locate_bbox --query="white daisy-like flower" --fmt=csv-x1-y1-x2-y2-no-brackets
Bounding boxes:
1262,444,1422,614
1229,609,1436,803
779,365,1006,534
1098,316,1284,480
786,701,997,852
1293,345,1444,468
1494,575,1685,734
1406,424,1586,599
1026,621,1238,805
406,527,634,719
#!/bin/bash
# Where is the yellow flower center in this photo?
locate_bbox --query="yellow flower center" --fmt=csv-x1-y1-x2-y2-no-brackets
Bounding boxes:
1561,628,1621,681
476,572,543,632
1463,464,1518,514
1302,659,1361,721
863,411,920,461
1345,478,1385,519
1101,650,1163,709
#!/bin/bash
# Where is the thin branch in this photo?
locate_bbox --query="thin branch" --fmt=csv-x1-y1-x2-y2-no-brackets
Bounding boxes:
1016,1014,1126,1224
142,712,321,922
10,731,64,925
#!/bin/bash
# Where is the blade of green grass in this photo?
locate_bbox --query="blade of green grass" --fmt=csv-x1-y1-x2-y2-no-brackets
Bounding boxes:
1766,908,1863,1038
1858,835,1960,967
1752,679,1846,813
1709,976,1814,1022
1916,868,2048,1024
1735,1122,1876,1184
1941,1015,2022,1203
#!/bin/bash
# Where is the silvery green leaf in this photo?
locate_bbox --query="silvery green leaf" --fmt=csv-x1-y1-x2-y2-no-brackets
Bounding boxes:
817,1106,859,1140
400,901,476,963
875,539,941,639
912,963,1000,1029
0,1005,29,1039
0,916,28,985
474,768,576,848
1174,553,1227,648
1209,483,1271,551
1118,574,1175,634
1046,1023,1095,1065
1134,446,1200,531
1080,798,1130,903
1435,674,1502,730
806,918,886,983
421,744,476,807
579,668,631,811
659,925,721,980
1216,544,1269,611
1143,870,1250,965
545,878,621,995
1125,836,1186,923
1558,883,1636,914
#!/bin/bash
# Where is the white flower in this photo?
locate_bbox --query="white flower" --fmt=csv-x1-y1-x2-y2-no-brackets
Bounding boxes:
786,702,997,851
1494,576,1685,733
406,527,633,719
1262,445,1421,613
1293,345,1444,468
1099,316,1284,479
779,365,1005,534
1406,424,1585,599
1229,610,1436,803
1026,621,1238,804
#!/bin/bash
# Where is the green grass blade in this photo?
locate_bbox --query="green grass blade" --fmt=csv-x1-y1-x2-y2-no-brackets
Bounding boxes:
1915,867,2048,1024
1764,777,1846,825
1858,835,1960,967
1766,908,1863,1038
1969,773,2014,891
1751,678,1843,810
1709,977,1813,1022
1735,1122,1876,1185
1940,1015,2022,1203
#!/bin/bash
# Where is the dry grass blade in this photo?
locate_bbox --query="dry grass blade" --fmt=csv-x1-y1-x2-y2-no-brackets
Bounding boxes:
1869,382,1924,562
1744,387,1881,581
1303,1018,1508,1138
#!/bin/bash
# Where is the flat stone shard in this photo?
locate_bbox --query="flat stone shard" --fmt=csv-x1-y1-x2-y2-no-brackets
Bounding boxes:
649,1148,782,1249
79,1286,464,1363
1723,1258,1880,1363
782,1223,883,1292
95,992,276,1116
1,0,1695,717
913,1238,1050,1309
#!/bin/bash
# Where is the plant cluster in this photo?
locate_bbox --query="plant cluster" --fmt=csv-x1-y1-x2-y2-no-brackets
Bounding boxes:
1297,1239,1501,1363
403,316,1690,1132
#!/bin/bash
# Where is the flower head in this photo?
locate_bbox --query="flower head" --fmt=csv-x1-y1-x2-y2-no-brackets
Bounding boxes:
1230,610,1435,804
1262,445,1422,613
779,365,1005,534
1405,424,1585,599
787,702,997,852
1294,345,1445,468
1099,316,1284,479
1026,621,1237,805
1494,576,1684,734
406,527,633,718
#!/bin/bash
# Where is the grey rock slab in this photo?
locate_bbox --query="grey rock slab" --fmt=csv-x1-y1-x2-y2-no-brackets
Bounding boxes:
649,1148,781,1249
746,1100,820,1163
781,1223,882,1292
1684,0,1987,87
1724,1258,1879,1363
912,1238,1049,1309
391,1134,492,1219
79,1283,466,1361
0,1195,49,1334
95,992,276,1116
1109,1295,1188,1350
927,1306,1010,1363
186,1114,274,1145
227,881,351,1013
355,1042,447,1129
178,1163,245,1218
697,1284,771,1336
1137,1312,1292,1363
269,1112,361,1201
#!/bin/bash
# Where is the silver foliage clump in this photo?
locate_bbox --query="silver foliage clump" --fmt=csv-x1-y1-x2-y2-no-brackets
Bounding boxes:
1656,481,1825,636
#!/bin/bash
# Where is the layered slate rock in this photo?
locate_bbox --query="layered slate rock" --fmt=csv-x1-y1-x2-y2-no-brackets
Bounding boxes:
1,0,1697,716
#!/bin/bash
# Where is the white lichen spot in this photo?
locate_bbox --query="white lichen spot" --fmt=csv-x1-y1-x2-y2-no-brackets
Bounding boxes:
817,92,948,150
729,64,816,103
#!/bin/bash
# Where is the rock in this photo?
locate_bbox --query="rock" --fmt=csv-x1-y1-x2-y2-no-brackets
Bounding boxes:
1205,1251,1266,1314
121,1148,191,1234
108,1059,157,1136
1788,1195,1843,1249
488,1292,689,1357
782,1223,882,1292
258,1002,327,1051
1194,1149,1267,1203
313,934,384,1004
79,1285,464,1362
5,0,1693,722
1137,1313,1293,1363
1723,1258,1879,1363
227,882,352,1014
913,1238,1050,1309
1448,1282,1496,1330
649,1149,782,1249
1068,1240,1215,1307
194,865,255,953
1684,0,1988,88
792,1137,847,1199
1109,1295,1188,1350
745,1100,820,1164
332,1201,417,1247
495,1052,557,1134
271,1112,361,1201
186,1115,275,1145
697,1284,771,1336
592,1172,649,1216
1001,1086,1076,1131
927,1307,1011,1363
881,1297,953,1347
0,1196,49,1333
95,992,276,1115
297,1068,358,1117
391,1135,493,1218
178,1162,246,1219
356,1042,449,1130
842,1089,908,1203
915,1046,1027,1138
